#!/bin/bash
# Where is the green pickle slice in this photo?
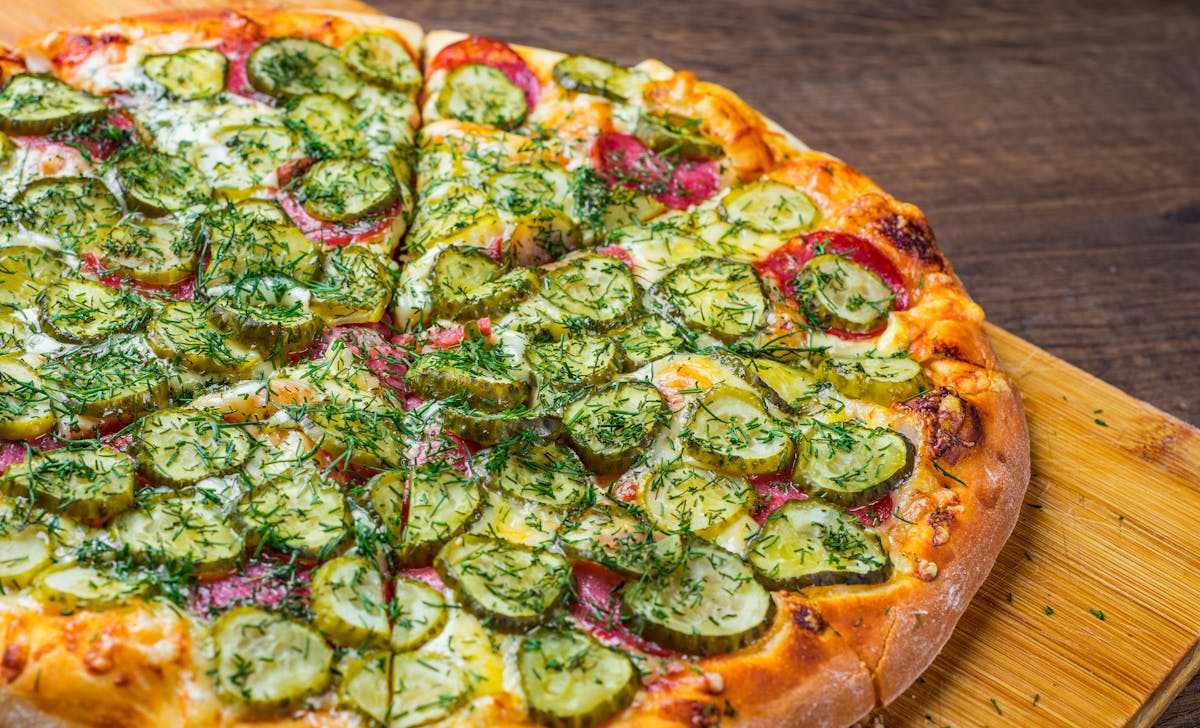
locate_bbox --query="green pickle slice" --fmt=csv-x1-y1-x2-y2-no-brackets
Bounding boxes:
748,498,890,589
142,48,228,100
212,607,333,711
518,629,639,728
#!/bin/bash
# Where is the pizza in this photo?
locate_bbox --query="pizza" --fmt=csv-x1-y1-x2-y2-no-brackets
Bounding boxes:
0,7,1030,728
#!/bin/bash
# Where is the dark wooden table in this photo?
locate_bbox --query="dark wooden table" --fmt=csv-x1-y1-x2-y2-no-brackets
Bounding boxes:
379,0,1200,723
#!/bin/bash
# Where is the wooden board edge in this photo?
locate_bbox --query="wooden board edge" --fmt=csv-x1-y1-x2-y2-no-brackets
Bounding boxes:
1129,636,1200,727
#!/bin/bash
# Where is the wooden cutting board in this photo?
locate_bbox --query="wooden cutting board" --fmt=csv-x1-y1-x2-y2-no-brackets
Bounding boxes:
1,2,1199,726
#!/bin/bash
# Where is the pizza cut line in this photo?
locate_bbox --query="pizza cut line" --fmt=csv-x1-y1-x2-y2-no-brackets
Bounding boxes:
0,8,1029,728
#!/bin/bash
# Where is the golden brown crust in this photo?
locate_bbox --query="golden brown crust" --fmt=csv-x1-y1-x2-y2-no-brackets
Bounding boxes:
0,11,1029,728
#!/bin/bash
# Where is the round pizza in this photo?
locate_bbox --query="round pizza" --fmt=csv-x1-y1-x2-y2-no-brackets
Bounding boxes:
0,8,1030,728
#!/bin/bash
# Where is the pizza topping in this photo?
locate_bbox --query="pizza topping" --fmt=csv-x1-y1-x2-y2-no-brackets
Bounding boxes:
620,539,773,655
638,463,755,538
296,157,401,224
210,275,323,358
93,216,199,286
653,256,767,343
793,419,914,508
212,606,333,711
0,73,106,136
404,330,532,412
142,48,228,100
17,176,121,252
435,533,570,632
0,356,55,441
527,333,626,392
430,245,539,321
297,404,404,470
38,335,169,420
896,386,982,464
146,301,260,378
429,35,540,108
371,466,483,568
0,245,68,311
819,354,930,405
518,628,640,727
31,563,145,610
564,380,667,474
592,131,720,210
0,523,52,589
134,408,253,488
115,491,244,573
541,252,641,332
309,556,390,649
570,167,666,241
611,315,684,369
342,32,420,94
309,245,391,325
634,111,724,161
436,63,529,130
720,179,819,236
246,37,358,101
491,439,595,509
200,211,322,287
552,54,645,101
748,498,890,589
112,145,207,216
1,446,134,523
38,278,148,345
795,253,895,333
743,356,822,415
342,651,469,728
682,385,793,475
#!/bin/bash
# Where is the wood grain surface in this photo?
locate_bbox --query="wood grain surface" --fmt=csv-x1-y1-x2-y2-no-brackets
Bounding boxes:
1,1,1198,726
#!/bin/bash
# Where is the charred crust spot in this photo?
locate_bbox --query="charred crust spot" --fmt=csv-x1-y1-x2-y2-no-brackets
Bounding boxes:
1,643,27,683
898,386,982,464
873,211,945,270
660,698,725,728
114,672,132,687
790,604,827,634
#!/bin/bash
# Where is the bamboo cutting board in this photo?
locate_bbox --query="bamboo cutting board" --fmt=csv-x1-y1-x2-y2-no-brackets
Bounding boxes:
1,2,1199,726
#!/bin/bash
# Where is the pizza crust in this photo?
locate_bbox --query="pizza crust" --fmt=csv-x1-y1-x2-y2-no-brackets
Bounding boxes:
0,9,1030,728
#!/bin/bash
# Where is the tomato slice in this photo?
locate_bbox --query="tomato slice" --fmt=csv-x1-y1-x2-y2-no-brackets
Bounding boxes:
757,230,909,339
429,35,540,109
592,131,719,210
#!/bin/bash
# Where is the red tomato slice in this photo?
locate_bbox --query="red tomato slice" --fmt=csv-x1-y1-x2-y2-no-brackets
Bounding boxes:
757,230,909,339
429,36,540,109
592,131,719,210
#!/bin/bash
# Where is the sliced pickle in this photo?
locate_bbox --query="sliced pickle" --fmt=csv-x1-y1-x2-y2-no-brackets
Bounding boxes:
310,556,390,648
682,385,793,475
147,301,260,377
748,498,890,589
17,176,121,252
286,93,360,157
819,355,930,405
621,540,773,655
115,492,244,573
201,211,321,285
518,629,639,728
492,440,595,509
212,123,297,193
95,216,198,285
430,246,539,321
569,168,666,239
298,157,400,223
748,356,822,414
210,275,323,357
31,563,146,610
543,253,640,331
238,443,348,559
339,652,391,723
404,337,531,413
634,111,723,160
343,32,421,94
526,334,625,388
559,505,684,577
389,653,469,727
0,313,24,354
795,254,895,333
38,278,148,345
135,408,254,487
0,524,53,590
371,467,483,568
247,37,358,100
720,179,818,236
508,208,582,266
563,380,667,473
113,145,208,215
654,256,766,343
39,336,169,420
434,534,570,632
0,130,13,164
612,316,685,369
1,447,134,523
552,54,644,101
440,404,560,446
298,404,404,470
142,47,228,100
638,464,754,538
793,419,913,508
0,245,68,312
212,607,334,711
436,63,527,130
488,166,568,215
389,576,449,651
0,356,55,441
0,73,106,135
